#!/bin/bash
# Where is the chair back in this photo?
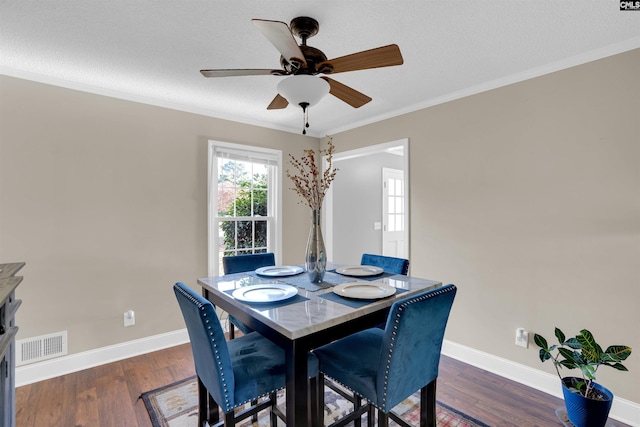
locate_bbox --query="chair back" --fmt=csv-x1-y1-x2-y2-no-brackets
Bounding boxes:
377,284,457,410
361,253,409,275
223,252,276,274
173,282,236,409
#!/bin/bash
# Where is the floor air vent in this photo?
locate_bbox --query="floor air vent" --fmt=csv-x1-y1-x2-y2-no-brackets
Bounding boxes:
16,331,68,366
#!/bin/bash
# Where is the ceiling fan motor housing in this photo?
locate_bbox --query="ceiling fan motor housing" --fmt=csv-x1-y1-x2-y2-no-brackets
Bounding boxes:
279,17,331,75
281,45,328,74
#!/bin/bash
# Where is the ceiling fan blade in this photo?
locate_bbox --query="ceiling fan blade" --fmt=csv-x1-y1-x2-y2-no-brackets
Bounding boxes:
320,77,372,108
252,19,307,68
319,44,403,74
200,69,284,78
267,94,289,110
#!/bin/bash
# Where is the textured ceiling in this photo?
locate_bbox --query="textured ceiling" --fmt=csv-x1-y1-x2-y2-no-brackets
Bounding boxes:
1,1,639,137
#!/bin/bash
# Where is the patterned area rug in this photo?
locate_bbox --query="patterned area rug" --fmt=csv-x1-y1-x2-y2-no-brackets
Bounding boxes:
141,376,489,427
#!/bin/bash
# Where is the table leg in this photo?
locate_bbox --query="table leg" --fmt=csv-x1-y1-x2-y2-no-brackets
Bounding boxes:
285,342,310,427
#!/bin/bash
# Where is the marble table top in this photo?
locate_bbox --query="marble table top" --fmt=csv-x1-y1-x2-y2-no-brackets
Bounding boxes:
197,269,442,340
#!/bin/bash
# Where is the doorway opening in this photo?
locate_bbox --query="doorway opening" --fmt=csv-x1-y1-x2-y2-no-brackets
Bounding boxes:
324,139,409,265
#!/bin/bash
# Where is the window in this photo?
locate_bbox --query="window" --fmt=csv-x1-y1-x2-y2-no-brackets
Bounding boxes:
208,141,282,276
386,176,405,232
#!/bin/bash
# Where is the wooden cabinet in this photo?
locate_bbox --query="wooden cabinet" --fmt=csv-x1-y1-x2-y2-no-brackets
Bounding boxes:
0,262,24,427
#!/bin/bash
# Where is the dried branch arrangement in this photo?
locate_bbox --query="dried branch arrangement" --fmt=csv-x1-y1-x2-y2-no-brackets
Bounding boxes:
286,138,338,210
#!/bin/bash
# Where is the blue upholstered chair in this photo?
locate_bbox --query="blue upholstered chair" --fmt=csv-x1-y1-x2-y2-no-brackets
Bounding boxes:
320,253,412,425
222,252,276,339
313,284,457,427
223,252,276,275
361,253,409,275
173,282,320,427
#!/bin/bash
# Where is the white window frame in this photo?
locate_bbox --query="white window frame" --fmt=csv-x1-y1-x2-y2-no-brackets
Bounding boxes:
208,140,282,276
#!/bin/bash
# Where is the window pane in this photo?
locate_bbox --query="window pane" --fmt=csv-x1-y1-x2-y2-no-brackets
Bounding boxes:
253,189,268,216
396,179,403,196
237,221,253,249
252,163,268,182
219,220,236,256
396,197,403,214
255,220,268,249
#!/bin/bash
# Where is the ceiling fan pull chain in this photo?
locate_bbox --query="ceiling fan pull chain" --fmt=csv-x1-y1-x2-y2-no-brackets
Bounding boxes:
300,102,310,135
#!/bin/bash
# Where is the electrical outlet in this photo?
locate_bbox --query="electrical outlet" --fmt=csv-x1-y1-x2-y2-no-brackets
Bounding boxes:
124,310,135,327
515,328,528,348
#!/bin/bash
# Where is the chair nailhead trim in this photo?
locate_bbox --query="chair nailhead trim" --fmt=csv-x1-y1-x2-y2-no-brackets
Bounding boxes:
175,286,233,411
380,285,455,409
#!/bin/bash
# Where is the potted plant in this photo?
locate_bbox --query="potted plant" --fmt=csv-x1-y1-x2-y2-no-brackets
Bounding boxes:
534,328,632,427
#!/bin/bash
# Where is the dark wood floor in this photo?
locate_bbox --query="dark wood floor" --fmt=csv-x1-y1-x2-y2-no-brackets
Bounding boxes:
16,343,630,427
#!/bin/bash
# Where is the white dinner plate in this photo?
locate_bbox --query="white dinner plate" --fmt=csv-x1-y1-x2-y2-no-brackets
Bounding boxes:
232,284,298,303
255,265,304,277
335,265,384,277
332,281,397,300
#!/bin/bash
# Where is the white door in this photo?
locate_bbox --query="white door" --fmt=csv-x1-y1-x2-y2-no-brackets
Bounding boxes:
382,168,406,258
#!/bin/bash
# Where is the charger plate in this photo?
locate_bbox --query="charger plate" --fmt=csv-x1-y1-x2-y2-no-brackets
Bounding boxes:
232,284,298,303
332,281,396,300
335,265,384,277
255,265,304,277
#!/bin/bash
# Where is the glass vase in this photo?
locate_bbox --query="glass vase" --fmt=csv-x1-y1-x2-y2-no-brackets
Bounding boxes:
305,208,327,283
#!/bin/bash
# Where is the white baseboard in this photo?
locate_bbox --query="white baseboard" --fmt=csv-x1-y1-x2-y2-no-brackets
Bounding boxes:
442,340,640,427
15,333,639,426
15,329,189,388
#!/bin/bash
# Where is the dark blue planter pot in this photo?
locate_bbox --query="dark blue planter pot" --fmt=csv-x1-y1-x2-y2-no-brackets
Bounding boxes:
562,377,613,427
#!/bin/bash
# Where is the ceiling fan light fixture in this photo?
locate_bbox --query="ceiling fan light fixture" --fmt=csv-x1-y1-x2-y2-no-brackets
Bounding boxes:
277,75,330,107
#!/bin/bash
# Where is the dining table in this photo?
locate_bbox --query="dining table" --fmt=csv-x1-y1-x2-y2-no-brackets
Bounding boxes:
197,264,443,427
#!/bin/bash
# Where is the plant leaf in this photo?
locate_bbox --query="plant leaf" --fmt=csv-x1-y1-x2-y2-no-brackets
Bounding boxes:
558,347,578,365
538,348,551,363
554,327,565,343
581,364,596,380
533,334,548,349
608,362,629,372
558,360,575,369
578,330,603,363
564,337,581,349
604,345,632,361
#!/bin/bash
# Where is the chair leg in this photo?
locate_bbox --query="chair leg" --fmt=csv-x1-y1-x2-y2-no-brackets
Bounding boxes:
377,408,389,427
354,395,362,427
367,405,376,427
420,379,437,427
269,392,279,427
198,376,220,426
223,411,235,427
251,401,259,423
317,373,326,427
229,322,235,340
209,393,219,425
309,376,322,427
197,377,207,427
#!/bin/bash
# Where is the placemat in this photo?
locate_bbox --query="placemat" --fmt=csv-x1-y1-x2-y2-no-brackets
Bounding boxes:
223,289,309,309
319,287,409,308
274,271,354,291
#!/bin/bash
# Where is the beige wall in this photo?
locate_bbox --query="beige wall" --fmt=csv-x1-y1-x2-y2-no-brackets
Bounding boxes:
1,48,638,404
0,76,313,354
328,49,640,402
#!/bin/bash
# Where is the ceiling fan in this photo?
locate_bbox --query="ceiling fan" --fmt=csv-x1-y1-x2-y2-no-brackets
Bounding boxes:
200,16,404,133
